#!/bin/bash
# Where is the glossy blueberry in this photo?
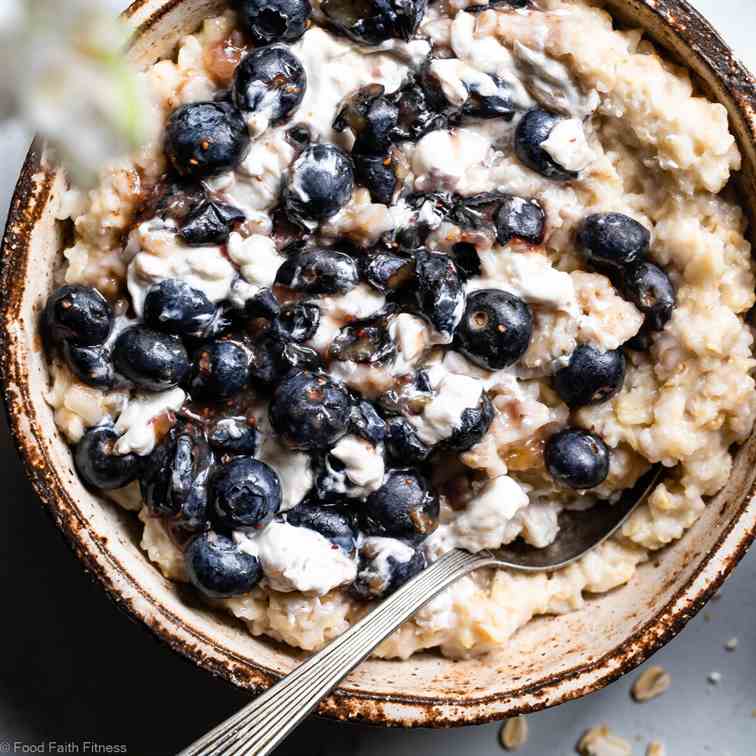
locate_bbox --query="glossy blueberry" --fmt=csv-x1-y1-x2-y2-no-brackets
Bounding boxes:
185,532,263,598
62,343,115,389
385,416,432,465
330,321,396,364
445,392,494,452
414,249,465,342
462,75,515,120
622,261,676,331
391,77,448,142
350,400,387,445
451,191,507,231
187,340,250,400
113,326,190,391
545,428,610,490
321,0,427,45
334,85,398,156
208,417,260,457
577,213,651,270
140,423,213,533
514,108,578,182
360,468,439,542
286,504,357,555
74,426,141,490
165,102,250,179
455,289,533,370
210,456,282,530
178,199,245,246
353,153,397,205
351,538,426,600
553,345,626,409
247,334,321,386
270,370,352,451
237,287,281,321
364,251,414,292
275,247,359,295
149,180,207,224
232,45,307,125
495,195,546,245
44,285,113,346
143,280,218,339
273,301,321,342
235,0,312,45
284,144,354,224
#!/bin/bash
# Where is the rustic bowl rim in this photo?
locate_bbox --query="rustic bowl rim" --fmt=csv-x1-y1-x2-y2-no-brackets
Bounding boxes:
1,0,755,729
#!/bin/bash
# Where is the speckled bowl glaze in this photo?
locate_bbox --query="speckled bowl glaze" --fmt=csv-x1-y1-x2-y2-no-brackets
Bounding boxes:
1,0,755,728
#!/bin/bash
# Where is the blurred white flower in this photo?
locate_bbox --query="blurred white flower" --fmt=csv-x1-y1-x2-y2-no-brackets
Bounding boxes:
0,0,154,186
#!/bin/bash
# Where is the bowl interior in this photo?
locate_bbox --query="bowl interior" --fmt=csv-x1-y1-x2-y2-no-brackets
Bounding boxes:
2,0,755,727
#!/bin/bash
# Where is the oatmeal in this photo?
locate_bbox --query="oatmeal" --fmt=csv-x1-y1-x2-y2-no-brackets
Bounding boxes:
42,0,754,660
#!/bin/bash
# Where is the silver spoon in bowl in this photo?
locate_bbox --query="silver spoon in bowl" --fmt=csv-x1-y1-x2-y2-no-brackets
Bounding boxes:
179,465,662,756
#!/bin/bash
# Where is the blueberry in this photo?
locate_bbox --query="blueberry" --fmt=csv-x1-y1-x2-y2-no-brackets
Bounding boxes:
143,280,218,339
178,199,245,246
74,426,141,490
284,144,355,224
113,326,190,391
353,153,397,205
545,428,610,490
210,457,282,530
449,243,481,280
63,343,115,389
351,538,427,600
140,423,213,533
44,285,113,346
364,251,415,292
208,417,260,457
445,392,494,452
235,0,312,44
415,249,466,342
622,261,676,331
330,321,396,364
250,334,321,381
286,504,357,555
455,289,533,370
237,287,281,321
149,180,207,224
275,247,359,295
577,213,651,270
233,45,307,125
462,75,515,120
272,301,321,342
360,469,439,542
385,416,432,465
451,191,506,230
334,85,398,156
185,531,263,598
165,102,250,179
391,77,449,143
321,0,427,45
495,195,546,245
350,400,387,445
514,108,578,182
187,340,250,400
553,345,626,409
270,370,352,451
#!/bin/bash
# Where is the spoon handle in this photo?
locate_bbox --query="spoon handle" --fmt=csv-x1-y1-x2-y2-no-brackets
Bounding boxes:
179,548,493,756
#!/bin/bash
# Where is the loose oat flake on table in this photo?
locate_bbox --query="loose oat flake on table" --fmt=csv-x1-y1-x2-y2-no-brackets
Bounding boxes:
499,715,528,751
577,725,632,756
42,0,756,660
631,665,672,703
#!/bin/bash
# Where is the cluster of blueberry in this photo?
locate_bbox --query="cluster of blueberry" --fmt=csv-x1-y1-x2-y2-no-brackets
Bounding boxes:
44,0,677,602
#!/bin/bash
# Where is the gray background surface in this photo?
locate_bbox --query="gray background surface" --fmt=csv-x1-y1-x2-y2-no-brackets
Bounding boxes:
0,1,754,754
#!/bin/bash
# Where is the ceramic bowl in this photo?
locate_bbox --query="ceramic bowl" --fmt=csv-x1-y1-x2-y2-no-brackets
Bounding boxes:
1,0,755,728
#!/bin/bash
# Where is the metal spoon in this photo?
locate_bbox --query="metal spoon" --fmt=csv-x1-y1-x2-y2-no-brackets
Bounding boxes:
179,466,662,756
